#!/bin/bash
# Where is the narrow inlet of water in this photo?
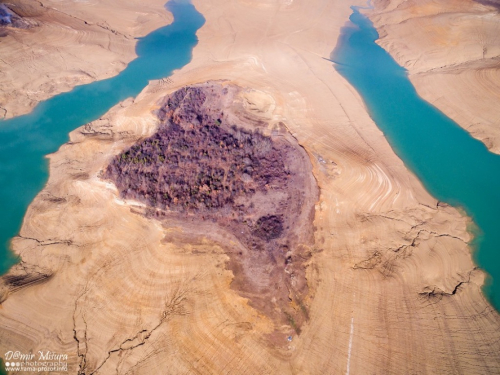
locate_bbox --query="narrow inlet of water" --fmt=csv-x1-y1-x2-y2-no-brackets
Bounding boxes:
0,0,205,274
332,6,500,310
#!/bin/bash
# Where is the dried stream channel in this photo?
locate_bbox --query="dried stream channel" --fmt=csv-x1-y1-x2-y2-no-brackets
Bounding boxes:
332,6,500,310
0,0,205,273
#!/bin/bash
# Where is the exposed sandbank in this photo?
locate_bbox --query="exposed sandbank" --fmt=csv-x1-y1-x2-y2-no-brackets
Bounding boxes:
0,0,170,119
368,0,500,154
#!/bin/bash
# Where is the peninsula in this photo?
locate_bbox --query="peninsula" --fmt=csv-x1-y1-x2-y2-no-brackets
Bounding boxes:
0,0,499,373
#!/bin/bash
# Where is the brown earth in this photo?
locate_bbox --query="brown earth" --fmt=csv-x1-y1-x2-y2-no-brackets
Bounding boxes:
369,0,500,154
104,83,318,339
0,0,499,374
0,0,170,119
0,2,36,29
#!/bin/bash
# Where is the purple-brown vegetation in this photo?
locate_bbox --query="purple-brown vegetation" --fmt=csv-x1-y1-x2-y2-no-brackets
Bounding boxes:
106,87,287,215
104,83,318,340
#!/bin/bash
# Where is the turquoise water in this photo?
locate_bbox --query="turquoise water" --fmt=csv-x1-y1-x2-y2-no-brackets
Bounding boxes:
332,7,500,310
0,0,205,274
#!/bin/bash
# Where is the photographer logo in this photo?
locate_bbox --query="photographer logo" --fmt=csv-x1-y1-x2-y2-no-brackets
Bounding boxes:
3,350,68,372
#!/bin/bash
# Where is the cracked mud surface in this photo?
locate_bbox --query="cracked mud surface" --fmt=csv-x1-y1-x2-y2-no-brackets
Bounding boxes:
1,73,499,374
1,0,500,370
104,83,318,336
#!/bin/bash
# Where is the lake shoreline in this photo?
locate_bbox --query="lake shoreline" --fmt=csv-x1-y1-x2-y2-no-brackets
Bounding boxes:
363,0,500,312
366,0,500,154
0,0,172,120
1,0,499,373
0,0,205,276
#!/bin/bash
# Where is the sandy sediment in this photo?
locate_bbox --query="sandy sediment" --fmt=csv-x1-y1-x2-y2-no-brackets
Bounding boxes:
368,0,500,154
0,0,499,374
0,0,170,119
104,82,319,340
